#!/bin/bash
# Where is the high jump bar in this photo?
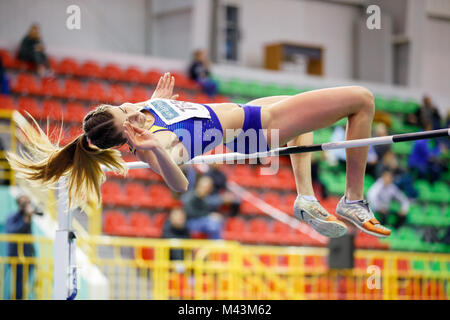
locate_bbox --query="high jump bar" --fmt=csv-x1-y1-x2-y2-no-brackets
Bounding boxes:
103,128,450,170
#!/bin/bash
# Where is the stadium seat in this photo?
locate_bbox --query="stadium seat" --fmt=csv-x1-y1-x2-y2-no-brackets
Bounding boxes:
102,63,123,81
0,95,16,110
101,181,128,206
85,81,109,102
103,210,133,236
281,193,297,215
109,83,128,104
129,86,150,103
240,191,264,215
60,126,83,145
40,77,61,97
42,99,64,121
148,184,176,208
142,69,163,85
61,79,85,100
129,211,159,237
243,218,271,243
125,182,152,208
65,102,87,123
122,66,144,83
223,217,247,241
77,60,102,78
12,73,41,95
269,221,292,244
17,97,41,119
171,72,198,90
0,49,21,69
56,58,79,75
192,93,210,104
126,168,151,180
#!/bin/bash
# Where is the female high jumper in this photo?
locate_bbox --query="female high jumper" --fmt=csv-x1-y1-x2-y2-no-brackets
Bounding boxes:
7,72,391,239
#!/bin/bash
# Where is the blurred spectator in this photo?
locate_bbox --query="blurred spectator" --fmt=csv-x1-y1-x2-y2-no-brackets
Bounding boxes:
407,95,442,130
0,137,9,185
181,175,224,239
328,125,346,165
376,150,417,199
17,24,52,77
204,163,241,216
0,56,11,94
5,194,36,299
367,170,410,229
408,124,447,183
188,49,218,97
372,123,391,160
162,208,190,261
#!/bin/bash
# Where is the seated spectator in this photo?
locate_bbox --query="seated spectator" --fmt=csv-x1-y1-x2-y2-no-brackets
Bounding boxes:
162,208,190,261
406,95,442,130
0,56,10,94
17,24,52,76
188,49,218,97
376,150,417,199
408,124,447,183
367,170,410,229
181,175,224,239
204,163,241,216
5,194,36,299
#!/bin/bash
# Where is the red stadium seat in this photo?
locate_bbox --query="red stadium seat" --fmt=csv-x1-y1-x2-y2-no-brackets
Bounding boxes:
56,58,79,75
109,84,128,104
43,123,64,144
129,86,150,103
229,165,258,187
42,99,64,121
126,168,151,180
176,91,191,102
103,210,133,236
102,63,123,81
0,95,16,110
17,97,41,119
148,184,174,208
223,217,247,241
122,66,144,83
129,211,159,237
142,69,163,85
243,218,270,243
269,221,292,244
153,212,168,231
0,49,21,69
77,60,102,78
125,182,152,208
213,95,230,103
281,193,297,216
262,192,282,209
171,72,198,90
85,81,109,102
192,93,210,104
40,77,61,97
65,102,86,123
12,73,41,95
61,79,85,100
101,181,128,206
240,191,264,215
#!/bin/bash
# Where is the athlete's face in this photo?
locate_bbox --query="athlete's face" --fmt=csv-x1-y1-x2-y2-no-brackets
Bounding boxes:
110,104,149,137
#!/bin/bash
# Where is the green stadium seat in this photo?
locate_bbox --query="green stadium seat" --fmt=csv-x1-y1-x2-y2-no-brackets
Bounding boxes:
265,83,285,96
218,78,247,96
408,204,426,226
388,98,405,113
424,205,443,227
403,100,420,113
280,86,300,96
392,141,413,156
246,81,267,98
415,180,433,202
430,182,449,203
374,97,389,111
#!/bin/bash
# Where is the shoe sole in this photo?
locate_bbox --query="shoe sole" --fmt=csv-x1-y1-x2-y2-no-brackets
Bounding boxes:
294,207,347,238
336,211,390,238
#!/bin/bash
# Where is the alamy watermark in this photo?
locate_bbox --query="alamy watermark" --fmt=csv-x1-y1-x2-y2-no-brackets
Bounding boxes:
66,5,81,30
366,5,381,30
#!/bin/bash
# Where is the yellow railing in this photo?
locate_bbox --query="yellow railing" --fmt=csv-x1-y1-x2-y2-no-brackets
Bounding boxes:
0,234,449,300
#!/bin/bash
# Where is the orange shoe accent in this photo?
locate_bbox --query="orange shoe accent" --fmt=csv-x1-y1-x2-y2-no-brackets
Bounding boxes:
326,215,346,226
362,219,391,236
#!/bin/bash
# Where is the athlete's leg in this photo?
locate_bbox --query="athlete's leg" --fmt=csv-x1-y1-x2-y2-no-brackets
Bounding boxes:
247,96,347,238
262,86,375,201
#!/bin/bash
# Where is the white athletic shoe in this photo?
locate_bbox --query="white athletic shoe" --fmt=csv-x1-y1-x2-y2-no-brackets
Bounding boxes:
294,196,348,238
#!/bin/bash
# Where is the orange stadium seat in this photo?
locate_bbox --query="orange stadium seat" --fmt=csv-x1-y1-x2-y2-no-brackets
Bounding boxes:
64,102,86,123
122,66,144,83
77,60,102,78
40,77,61,97
129,86,150,103
42,99,64,121
103,210,133,236
0,95,16,110
223,217,247,241
109,83,128,104
12,73,41,95
102,63,123,81
56,58,79,75
17,97,41,119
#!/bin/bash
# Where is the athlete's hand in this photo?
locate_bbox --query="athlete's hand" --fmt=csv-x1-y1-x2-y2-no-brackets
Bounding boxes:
151,72,179,100
123,121,161,151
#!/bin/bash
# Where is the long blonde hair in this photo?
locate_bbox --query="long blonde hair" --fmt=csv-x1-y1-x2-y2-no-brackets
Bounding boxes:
7,105,128,208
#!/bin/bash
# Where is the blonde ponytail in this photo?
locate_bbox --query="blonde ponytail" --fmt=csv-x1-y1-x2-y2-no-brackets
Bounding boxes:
7,113,127,208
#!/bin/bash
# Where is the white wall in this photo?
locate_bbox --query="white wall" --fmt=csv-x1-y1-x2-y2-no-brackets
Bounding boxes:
0,0,147,54
218,0,361,79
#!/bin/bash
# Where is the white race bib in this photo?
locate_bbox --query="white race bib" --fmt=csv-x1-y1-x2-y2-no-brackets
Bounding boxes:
143,98,211,125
